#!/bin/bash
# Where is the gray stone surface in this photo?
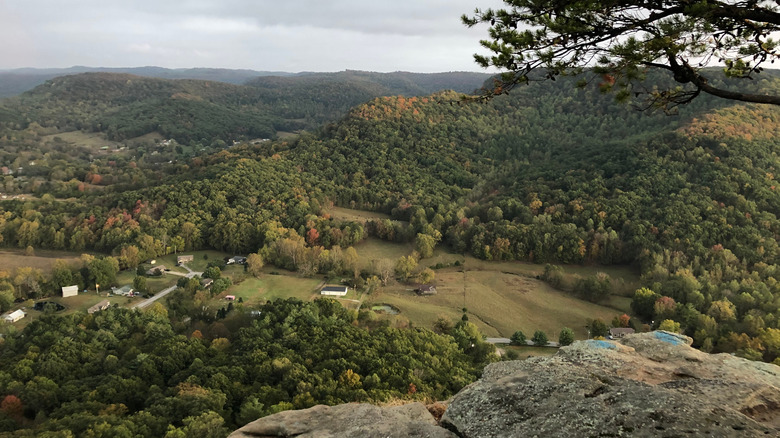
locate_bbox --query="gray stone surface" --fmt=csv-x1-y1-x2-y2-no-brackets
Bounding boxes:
442,331,780,437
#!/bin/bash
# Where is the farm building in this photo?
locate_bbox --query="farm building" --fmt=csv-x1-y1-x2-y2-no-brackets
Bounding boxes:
609,328,635,338
416,284,437,295
61,285,79,298
177,255,194,265
111,285,134,296
320,286,348,296
88,300,111,314
146,265,166,275
3,309,25,323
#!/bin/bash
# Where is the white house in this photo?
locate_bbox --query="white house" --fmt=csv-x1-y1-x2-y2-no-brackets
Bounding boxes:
4,309,25,323
320,286,348,296
62,285,79,298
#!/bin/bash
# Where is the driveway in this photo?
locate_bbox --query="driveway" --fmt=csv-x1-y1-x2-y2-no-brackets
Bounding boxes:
132,264,203,310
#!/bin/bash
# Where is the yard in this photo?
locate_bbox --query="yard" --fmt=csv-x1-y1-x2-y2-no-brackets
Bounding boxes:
216,270,323,306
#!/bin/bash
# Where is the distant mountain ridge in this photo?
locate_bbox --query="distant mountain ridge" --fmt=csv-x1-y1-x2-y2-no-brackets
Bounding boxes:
0,66,491,98
0,70,493,144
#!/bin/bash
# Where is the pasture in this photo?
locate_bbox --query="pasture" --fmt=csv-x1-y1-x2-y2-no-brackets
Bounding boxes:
368,268,625,340
352,238,414,269
42,131,124,150
0,249,83,273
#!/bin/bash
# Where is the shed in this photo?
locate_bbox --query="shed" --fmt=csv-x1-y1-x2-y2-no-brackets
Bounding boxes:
225,295,236,301
62,285,79,298
3,309,25,323
202,278,214,288
320,286,348,296
88,300,111,314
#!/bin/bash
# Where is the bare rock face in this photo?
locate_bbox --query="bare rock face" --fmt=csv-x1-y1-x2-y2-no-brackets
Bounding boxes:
229,402,456,438
442,331,780,437
231,332,780,437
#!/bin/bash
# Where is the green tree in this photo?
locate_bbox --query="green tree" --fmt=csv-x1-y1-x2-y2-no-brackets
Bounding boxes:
246,253,264,277
202,266,222,280
558,327,575,346
464,0,780,107
394,255,418,282
415,233,436,259
510,330,526,345
658,319,682,333
133,276,148,294
588,318,609,338
531,330,548,346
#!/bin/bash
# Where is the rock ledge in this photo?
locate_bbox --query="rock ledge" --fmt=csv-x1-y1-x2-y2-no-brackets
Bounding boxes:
232,331,780,437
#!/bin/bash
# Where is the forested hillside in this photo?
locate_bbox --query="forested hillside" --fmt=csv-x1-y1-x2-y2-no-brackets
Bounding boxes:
2,67,780,434
0,71,491,146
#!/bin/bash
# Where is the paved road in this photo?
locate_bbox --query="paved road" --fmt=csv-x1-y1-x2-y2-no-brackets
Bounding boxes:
486,337,559,348
132,264,202,310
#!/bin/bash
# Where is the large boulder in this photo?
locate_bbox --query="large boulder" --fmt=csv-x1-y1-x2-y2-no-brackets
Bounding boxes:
229,402,455,438
442,331,780,437
231,332,780,437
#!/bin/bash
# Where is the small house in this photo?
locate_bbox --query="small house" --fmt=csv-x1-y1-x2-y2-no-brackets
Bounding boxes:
320,286,348,296
88,300,111,314
61,285,79,298
111,285,134,296
177,255,194,265
202,278,214,288
3,309,25,323
416,284,438,295
225,295,236,301
609,328,635,338
227,256,247,265
146,265,167,276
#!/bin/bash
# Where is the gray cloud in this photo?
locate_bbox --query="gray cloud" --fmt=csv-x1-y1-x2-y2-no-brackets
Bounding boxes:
0,0,504,72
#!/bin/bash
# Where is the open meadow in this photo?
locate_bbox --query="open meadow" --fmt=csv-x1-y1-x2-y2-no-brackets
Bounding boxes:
325,206,392,222
0,249,84,273
216,269,323,306
367,268,628,340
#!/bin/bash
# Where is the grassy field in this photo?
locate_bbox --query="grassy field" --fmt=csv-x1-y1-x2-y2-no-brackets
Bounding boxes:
368,268,624,340
325,206,392,222
115,270,179,294
352,238,414,269
218,271,323,306
10,293,139,329
42,131,124,150
0,249,84,273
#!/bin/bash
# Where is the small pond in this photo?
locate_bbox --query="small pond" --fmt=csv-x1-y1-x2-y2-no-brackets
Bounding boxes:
371,304,399,315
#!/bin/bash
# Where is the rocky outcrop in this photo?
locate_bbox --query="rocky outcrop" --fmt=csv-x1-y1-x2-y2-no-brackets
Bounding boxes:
233,331,780,437
229,402,455,437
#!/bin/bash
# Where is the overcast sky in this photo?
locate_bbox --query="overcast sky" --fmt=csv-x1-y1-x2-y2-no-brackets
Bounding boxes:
0,0,505,73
